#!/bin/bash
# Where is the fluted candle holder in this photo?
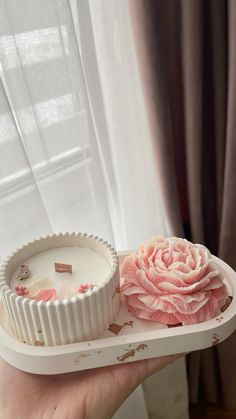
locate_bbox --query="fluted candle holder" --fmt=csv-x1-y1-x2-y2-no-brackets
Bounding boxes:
0,233,120,346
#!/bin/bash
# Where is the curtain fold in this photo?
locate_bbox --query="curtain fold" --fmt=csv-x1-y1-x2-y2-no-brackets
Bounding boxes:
128,0,184,237
181,0,204,244
129,0,236,409
219,0,236,266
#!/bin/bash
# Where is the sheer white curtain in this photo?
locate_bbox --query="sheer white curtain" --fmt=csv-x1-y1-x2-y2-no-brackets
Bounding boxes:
0,0,117,259
0,0,167,256
0,0,188,418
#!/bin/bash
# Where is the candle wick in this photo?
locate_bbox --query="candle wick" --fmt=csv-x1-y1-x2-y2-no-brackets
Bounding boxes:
55,262,72,274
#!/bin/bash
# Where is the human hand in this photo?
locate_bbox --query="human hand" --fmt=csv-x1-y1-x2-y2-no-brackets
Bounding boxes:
0,353,182,419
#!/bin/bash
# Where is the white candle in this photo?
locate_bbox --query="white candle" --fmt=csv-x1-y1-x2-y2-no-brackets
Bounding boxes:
2,233,120,346
11,246,110,300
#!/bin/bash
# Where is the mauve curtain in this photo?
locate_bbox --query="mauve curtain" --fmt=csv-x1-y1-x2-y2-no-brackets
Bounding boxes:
128,0,236,409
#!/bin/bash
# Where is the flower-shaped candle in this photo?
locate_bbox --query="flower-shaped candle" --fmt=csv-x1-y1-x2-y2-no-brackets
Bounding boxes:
121,236,228,325
0,233,120,346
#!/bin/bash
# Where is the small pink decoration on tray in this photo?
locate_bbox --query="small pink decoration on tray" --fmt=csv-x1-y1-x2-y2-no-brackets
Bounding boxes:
121,236,229,326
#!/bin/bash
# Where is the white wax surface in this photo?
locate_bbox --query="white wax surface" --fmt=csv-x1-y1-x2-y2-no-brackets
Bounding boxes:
11,246,110,299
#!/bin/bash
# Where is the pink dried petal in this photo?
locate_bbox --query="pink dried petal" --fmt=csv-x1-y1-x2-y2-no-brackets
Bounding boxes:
15,286,29,296
33,288,57,301
77,283,95,294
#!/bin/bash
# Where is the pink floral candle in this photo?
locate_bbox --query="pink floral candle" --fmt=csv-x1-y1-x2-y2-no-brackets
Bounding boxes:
121,236,228,325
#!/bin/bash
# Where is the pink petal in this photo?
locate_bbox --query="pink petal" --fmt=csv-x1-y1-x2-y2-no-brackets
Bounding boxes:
121,256,138,280
136,270,159,293
77,283,95,293
33,288,57,301
129,305,179,325
154,275,211,294
163,293,210,314
176,296,220,324
137,294,177,313
121,282,148,296
168,261,192,273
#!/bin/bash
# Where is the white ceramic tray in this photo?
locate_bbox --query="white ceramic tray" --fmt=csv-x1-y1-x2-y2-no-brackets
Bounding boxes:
0,253,235,374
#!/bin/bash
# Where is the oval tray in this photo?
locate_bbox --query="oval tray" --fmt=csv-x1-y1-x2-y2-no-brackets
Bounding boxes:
0,254,235,374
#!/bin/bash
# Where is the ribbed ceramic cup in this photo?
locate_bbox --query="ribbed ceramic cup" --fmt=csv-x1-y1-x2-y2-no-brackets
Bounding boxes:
0,233,120,346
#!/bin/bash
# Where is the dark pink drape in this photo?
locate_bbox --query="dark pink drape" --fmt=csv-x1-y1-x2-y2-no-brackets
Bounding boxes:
129,0,236,409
